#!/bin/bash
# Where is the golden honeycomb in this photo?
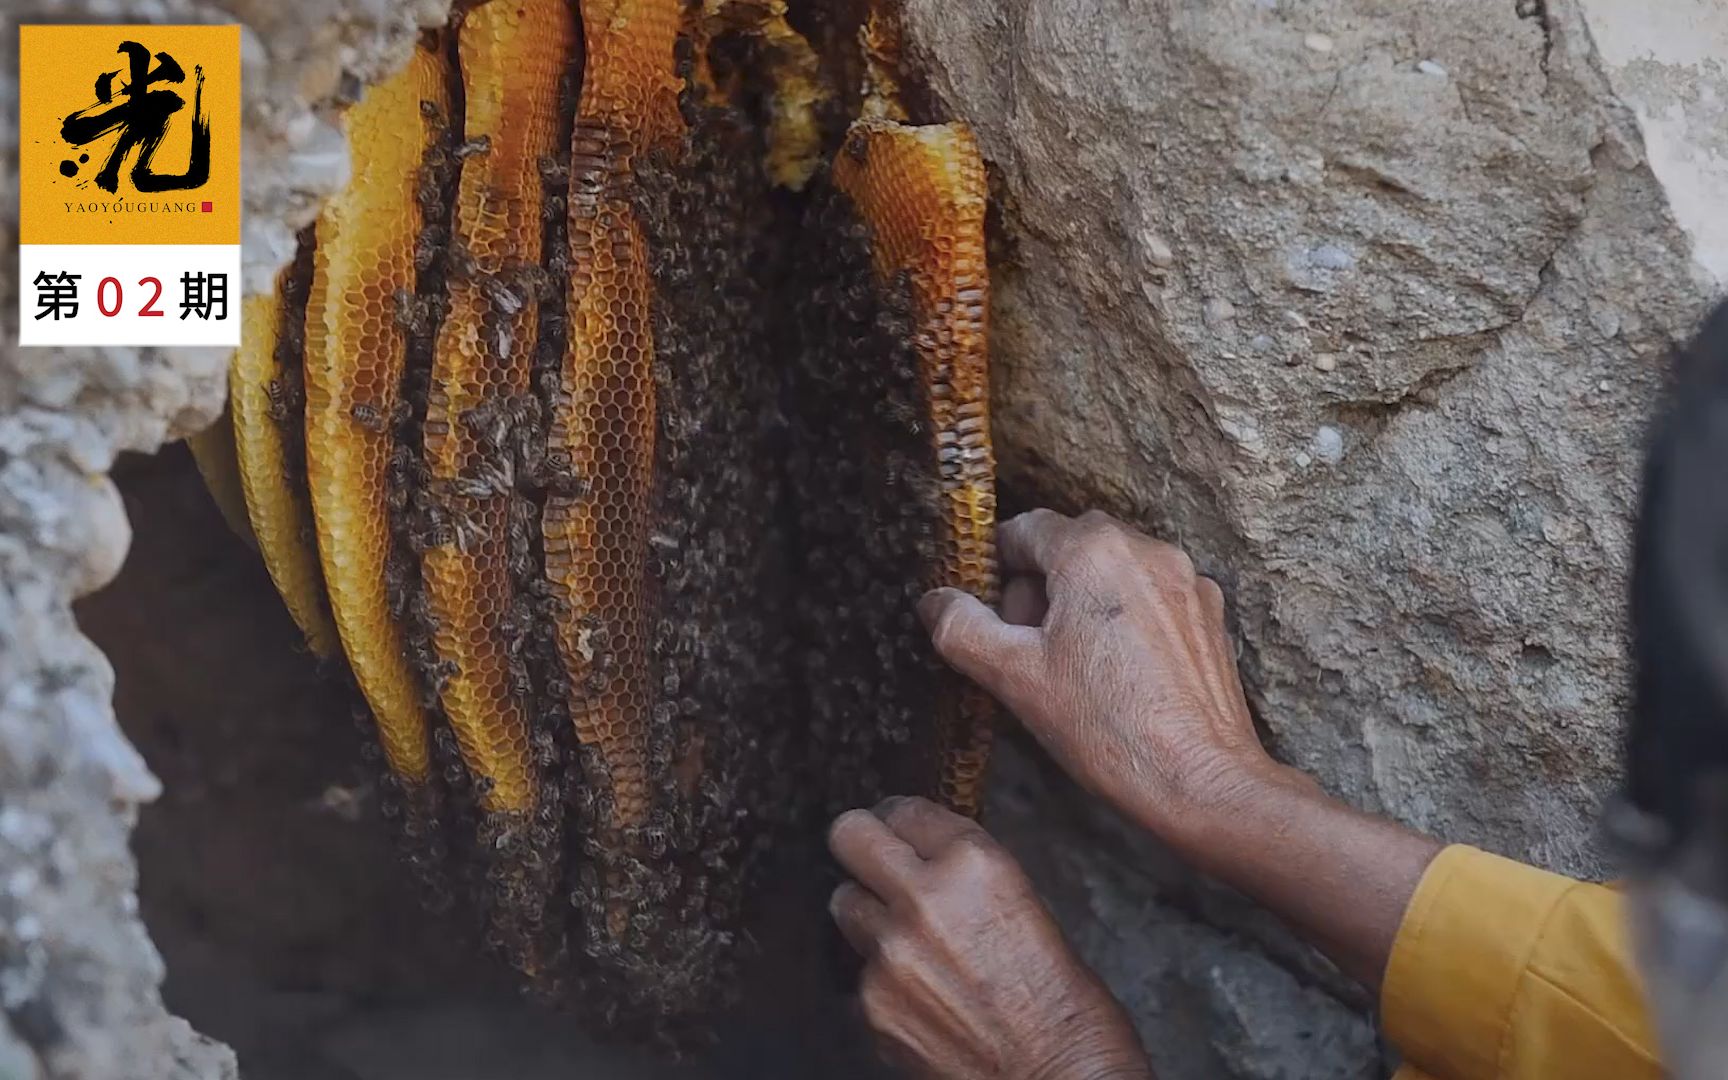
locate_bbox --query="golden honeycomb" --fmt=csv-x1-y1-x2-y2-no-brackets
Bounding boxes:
422,0,576,815
192,0,1003,1025
831,118,999,815
302,44,451,789
695,0,830,187
227,275,342,659
186,403,257,550
543,0,684,832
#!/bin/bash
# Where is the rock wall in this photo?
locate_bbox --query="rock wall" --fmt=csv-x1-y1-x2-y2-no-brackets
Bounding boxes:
1,0,1724,1077
903,0,1728,1074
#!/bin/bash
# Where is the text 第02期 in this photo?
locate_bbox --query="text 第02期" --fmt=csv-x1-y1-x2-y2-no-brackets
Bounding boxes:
16,25,241,348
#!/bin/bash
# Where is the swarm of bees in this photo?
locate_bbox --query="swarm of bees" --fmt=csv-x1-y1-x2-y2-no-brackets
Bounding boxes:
188,0,998,1034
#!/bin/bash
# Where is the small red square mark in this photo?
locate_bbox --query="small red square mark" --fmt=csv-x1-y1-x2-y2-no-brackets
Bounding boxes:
201,201,213,213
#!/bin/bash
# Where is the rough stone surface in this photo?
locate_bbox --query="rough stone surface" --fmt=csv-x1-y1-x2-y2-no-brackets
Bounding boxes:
899,0,1715,862
1576,0,1728,285
988,741,1382,1078
902,0,1725,1074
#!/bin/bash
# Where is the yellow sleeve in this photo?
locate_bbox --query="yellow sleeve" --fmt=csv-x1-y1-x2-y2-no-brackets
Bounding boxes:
1380,845,1660,1080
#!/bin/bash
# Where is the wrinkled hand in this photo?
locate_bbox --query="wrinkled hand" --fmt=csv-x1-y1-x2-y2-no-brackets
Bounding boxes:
919,509,1287,840
829,798,1151,1079
909,510,1437,993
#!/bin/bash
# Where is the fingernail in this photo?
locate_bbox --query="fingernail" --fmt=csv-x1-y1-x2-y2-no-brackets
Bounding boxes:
915,588,948,628
827,808,866,847
873,795,910,819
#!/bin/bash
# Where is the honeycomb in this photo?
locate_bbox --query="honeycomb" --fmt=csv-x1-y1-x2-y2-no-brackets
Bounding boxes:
185,403,256,552
607,65,792,1016
302,43,451,789
226,250,342,659
543,0,684,833
695,0,830,187
831,118,999,815
422,0,576,816
193,0,1001,1029
858,4,909,122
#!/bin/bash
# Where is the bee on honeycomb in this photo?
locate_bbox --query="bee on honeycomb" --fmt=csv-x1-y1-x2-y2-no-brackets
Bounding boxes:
203,0,997,1034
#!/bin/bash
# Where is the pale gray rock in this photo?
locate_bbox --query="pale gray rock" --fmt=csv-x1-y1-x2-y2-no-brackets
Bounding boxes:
988,742,1381,1080
905,0,1716,866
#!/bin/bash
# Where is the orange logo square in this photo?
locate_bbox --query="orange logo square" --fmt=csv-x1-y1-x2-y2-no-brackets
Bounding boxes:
18,25,241,246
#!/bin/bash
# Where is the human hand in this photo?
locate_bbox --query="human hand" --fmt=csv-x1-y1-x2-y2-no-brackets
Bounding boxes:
918,509,1306,847
828,796,1152,1080
916,510,1439,991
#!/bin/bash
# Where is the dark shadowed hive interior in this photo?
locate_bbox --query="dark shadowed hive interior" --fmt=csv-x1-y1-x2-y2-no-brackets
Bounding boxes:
77,446,893,1078
96,0,997,1050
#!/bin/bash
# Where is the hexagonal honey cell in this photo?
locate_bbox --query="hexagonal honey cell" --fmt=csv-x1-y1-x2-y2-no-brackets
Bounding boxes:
228,267,340,660
422,0,576,815
543,0,684,833
204,0,1004,1023
302,43,452,789
832,117,1000,816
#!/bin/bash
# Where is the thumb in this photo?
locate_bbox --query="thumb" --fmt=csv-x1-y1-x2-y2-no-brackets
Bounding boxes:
917,588,1040,705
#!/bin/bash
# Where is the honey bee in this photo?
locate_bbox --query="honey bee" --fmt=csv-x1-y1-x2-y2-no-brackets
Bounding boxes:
541,666,571,701
507,658,534,700
507,501,537,568
451,506,488,555
266,377,293,422
445,241,479,283
414,518,456,553
535,450,585,496
459,398,512,452
414,229,446,276
488,320,516,361
392,286,419,331
429,657,458,697
453,454,513,499
454,134,493,160
538,154,569,187
350,402,387,433
481,273,527,317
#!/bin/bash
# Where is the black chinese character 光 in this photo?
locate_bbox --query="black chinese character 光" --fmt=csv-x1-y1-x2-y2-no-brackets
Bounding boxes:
59,42,211,195
180,272,227,321
32,271,80,321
